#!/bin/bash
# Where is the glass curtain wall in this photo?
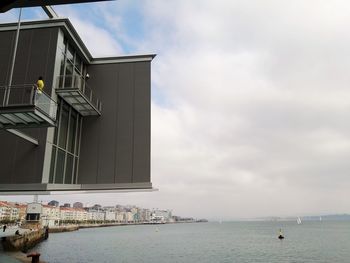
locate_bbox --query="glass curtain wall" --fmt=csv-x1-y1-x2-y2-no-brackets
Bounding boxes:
58,38,85,91
49,99,82,184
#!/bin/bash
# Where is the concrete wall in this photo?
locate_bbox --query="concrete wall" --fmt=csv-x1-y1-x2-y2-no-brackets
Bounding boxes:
79,61,151,184
0,27,58,184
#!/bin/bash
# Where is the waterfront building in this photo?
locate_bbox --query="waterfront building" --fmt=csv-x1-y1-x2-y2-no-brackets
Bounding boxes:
125,211,134,223
75,208,88,222
60,207,75,221
151,210,172,223
86,209,105,222
25,203,43,228
42,205,60,227
0,201,20,222
8,203,19,221
138,209,151,222
48,200,59,207
73,202,83,209
92,204,102,210
115,212,126,223
0,201,15,222
62,203,71,208
15,204,27,223
0,15,154,193
104,210,116,222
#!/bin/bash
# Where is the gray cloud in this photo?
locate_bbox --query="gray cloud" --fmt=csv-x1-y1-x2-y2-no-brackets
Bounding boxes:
3,0,350,219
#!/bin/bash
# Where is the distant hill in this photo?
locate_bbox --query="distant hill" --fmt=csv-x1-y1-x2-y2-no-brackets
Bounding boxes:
252,214,350,222
302,214,350,221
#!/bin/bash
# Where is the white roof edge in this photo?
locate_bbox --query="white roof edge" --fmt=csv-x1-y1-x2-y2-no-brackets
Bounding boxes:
91,54,157,64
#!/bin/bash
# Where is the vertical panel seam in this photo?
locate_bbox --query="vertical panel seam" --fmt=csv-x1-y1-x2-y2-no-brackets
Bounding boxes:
24,30,33,81
6,32,16,85
131,64,135,183
114,67,119,183
43,29,52,81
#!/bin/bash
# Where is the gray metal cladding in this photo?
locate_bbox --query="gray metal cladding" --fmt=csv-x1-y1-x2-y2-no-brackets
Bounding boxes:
79,61,151,184
0,20,152,190
0,27,58,184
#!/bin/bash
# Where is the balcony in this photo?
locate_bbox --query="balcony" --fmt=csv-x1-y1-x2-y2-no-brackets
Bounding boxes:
0,85,57,129
56,75,101,116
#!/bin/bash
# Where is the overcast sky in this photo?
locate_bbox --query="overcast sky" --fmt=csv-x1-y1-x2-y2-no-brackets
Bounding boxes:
1,0,350,220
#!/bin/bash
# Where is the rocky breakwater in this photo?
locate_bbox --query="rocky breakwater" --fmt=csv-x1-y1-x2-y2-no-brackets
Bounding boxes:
1,228,48,252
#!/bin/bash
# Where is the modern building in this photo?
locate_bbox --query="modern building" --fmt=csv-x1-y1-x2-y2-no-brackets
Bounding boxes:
0,17,154,193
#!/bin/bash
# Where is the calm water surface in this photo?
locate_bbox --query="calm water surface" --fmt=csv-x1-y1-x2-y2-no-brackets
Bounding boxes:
32,221,350,263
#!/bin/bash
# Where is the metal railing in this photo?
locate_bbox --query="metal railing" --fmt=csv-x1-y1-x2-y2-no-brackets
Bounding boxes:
0,85,58,120
57,75,102,112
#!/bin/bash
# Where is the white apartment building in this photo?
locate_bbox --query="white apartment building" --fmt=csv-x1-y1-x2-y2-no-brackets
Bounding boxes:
75,208,87,221
104,210,116,221
115,212,125,223
0,201,19,221
60,207,75,221
125,211,134,223
42,205,60,227
87,209,105,221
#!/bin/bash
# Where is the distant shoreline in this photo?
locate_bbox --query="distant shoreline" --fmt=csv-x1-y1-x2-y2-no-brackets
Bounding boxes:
49,220,205,233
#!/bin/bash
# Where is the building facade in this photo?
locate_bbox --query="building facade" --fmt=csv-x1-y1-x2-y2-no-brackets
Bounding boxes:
0,18,154,193
42,205,60,226
0,201,19,222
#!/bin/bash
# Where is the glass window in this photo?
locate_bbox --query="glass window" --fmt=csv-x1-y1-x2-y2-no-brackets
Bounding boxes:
65,154,74,184
49,146,56,183
53,124,58,145
58,38,66,55
73,157,79,184
75,118,82,155
64,62,74,88
67,44,74,62
59,54,65,87
75,56,82,73
55,149,65,183
58,104,69,148
73,73,82,90
63,38,67,50
50,99,82,184
67,111,77,153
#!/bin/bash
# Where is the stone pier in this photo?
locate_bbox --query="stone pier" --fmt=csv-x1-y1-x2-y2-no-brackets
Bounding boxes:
1,228,48,252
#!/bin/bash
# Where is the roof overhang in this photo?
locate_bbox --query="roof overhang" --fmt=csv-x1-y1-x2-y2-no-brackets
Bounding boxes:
0,18,156,65
0,0,114,13
0,183,157,195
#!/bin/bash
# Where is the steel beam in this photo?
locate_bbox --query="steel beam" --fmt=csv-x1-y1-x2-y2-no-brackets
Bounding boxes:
42,6,58,19
7,129,39,145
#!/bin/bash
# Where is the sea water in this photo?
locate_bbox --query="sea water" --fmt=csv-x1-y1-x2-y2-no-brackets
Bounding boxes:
30,221,350,263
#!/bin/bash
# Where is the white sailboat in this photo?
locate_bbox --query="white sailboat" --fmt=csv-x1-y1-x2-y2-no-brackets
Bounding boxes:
297,217,302,225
